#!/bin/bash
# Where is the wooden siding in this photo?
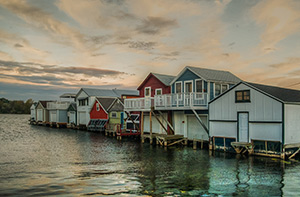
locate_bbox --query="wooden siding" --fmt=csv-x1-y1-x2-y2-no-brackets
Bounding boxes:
90,101,108,120
139,74,170,97
172,69,201,93
285,104,300,145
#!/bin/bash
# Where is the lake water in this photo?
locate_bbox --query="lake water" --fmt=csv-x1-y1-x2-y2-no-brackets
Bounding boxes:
0,114,300,196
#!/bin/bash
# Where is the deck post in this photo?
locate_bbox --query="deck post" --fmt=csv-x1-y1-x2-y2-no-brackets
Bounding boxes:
141,111,144,143
193,139,197,150
150,109,153,144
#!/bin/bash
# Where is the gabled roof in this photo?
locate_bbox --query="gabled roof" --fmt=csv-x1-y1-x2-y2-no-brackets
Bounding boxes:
247,82,300,103
38,101,54,108
77,88,139,98
96,97,116,111
138,72,175,90
171,66,241,85
109,98,124,112
68,103,77,111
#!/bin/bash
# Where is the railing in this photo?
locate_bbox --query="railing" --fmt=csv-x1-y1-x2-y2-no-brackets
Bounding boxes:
154,93,208,109
47,102,71,110
124,97,154,111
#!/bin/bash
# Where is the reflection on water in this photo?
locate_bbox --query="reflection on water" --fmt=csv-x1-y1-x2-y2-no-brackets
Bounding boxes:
0,114,299,196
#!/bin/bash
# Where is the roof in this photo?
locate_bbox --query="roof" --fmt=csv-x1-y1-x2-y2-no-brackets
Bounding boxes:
138,72,175,90
171,66,241,84
38,101,53,108
60,93,76,98
68,103,77,111
109,98,124,112
247,82,300,103
152,73,175,86
96,97,116,111
78,88,139,98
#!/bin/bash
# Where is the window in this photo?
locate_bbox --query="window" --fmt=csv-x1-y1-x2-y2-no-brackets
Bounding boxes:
215,83,221,97
79,98,89,106
235,90,250,102
155,88,162,95
175,82,182,94
195,80,203,93
184,81,193,93
111,112,117,118
96,103,100,111
145,87,151,97
222,84,228,93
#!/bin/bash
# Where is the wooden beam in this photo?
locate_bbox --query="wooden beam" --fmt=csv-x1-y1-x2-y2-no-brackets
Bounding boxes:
149,109,152,136
157,110,175,135
152,111,169,134
125,111,140,132
141,111,144,136
289,148,300,160
191,108,209,134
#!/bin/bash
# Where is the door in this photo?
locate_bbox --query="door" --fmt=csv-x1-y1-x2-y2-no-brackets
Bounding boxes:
184,81,193,106
79,112,86,125
50,111,57,122
238,113,249,142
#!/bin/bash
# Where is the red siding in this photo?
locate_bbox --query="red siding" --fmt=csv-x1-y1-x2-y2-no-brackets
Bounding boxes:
90,101,108,119
138,74,171,97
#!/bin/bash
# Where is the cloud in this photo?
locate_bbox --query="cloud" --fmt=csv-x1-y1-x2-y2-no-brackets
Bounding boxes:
136,16,178,35
251,0,300,53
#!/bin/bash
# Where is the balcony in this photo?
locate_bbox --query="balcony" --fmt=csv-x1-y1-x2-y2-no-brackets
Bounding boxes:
47,101,71,110
124,97,154,111
154,93,208,110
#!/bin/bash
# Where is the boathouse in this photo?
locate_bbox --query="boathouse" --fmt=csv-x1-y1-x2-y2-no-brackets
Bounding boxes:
76,88,139,128
36,101,53,125
67,103,77,126
88,97,115,131
209,81,300,159
47,101,70,127
30,102,38,122
157,66,241,142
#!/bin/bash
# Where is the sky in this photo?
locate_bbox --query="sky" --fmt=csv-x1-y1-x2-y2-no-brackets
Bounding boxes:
0,0,300,101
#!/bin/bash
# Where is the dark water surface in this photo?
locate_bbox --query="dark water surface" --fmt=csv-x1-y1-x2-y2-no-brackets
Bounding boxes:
1,114,300,196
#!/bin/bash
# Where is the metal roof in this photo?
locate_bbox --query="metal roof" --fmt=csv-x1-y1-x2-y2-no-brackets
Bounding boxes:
96,97,116,111
247,82,300,103
152,73,175,86
60,93,76,98
80,88,139,98
187,66,241,83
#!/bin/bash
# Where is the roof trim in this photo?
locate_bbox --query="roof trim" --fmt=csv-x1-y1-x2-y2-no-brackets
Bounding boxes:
170,66,204,85
89,98,108,114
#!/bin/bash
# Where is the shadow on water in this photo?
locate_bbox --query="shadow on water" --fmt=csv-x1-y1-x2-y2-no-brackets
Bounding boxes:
1,114,300,196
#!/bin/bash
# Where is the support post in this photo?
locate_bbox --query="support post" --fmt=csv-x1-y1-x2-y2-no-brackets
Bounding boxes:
141,111,144,143
150,110,152,144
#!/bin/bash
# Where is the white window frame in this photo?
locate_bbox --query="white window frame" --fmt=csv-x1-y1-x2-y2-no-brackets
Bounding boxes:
96,103,100,111
145,87,151,97
214,83,221,97
184,80,193,93
221,84,229,93
111,112,117,118
195,79,204,100
175,81,183,100
155,88,162,95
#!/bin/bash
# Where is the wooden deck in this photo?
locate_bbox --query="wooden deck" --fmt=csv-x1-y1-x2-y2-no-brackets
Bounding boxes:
155,134,187,147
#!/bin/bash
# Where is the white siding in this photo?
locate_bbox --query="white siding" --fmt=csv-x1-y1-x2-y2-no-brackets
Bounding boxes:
209,84,282,122
187,115,209,140
285,104,300,145
76,90,95,126
209,122,237,138
78,111,86,125
68,111,76,124
250,123,282,142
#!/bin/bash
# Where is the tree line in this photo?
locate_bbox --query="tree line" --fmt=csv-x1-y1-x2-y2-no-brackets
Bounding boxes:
0,98,33,114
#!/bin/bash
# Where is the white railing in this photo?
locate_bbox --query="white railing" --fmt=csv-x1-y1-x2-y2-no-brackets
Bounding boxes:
124,97,154,111
154,93,208,109
47,101,71,110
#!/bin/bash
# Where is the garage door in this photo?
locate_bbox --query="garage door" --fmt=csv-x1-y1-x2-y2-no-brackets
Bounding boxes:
79,112,86,125
50,111,57,122
187,115,209,140
68,112,76,124
37,109,43,121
